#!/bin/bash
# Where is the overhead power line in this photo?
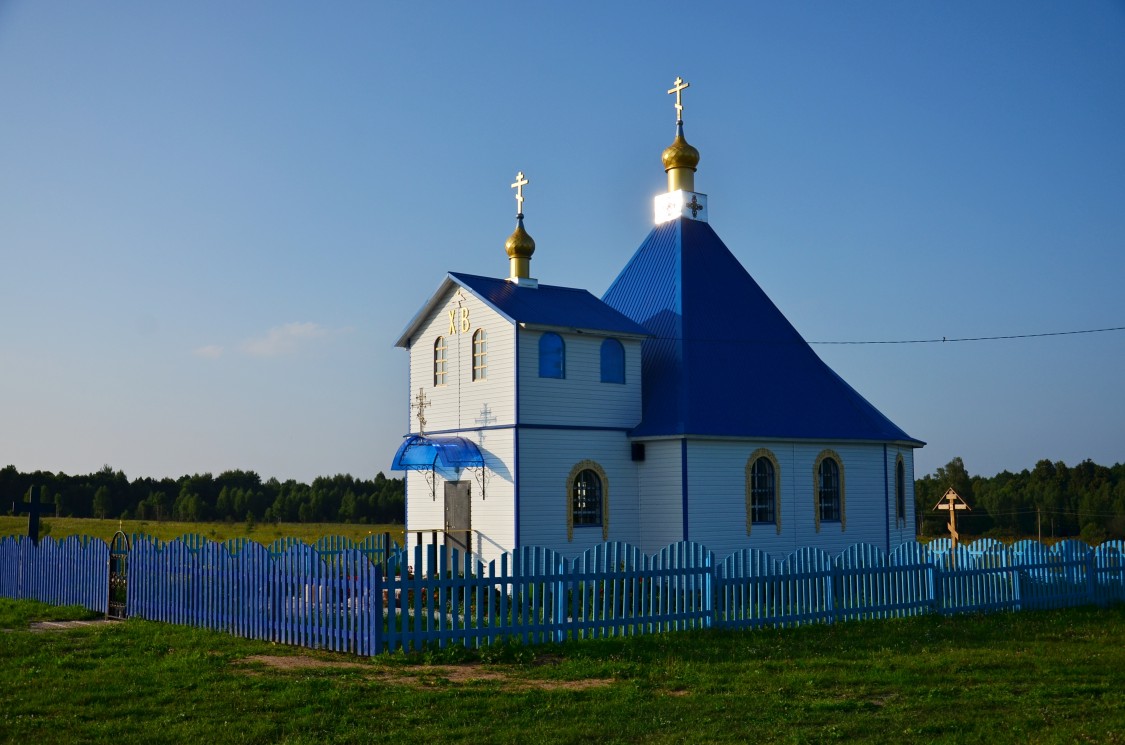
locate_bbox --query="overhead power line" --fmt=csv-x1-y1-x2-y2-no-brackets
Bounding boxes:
809,325,1125,346
642,325,1125,347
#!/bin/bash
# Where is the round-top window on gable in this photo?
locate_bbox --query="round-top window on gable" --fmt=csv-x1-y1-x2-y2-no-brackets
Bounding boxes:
472,329,487,381
600,338,625,384
538,332,565,379
433,336,447,386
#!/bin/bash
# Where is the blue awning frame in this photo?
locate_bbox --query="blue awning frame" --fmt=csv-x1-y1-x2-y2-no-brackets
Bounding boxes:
391,435,487,502
390,435,485,472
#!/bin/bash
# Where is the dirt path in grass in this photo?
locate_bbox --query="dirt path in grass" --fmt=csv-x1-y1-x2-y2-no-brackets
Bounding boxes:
27,619,116,632
236,654,613,691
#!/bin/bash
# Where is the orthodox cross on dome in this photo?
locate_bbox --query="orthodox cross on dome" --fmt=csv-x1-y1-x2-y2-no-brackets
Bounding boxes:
668,76,690,123
412,387,430,435
511,171,529,218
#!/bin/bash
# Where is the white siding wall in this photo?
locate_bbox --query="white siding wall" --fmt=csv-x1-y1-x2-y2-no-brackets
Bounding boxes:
518,332,642,428
405,468,442,559
408,434,919,566
684,440,901,561
403,284,519,573
472,433,517,562
407,287,516,433
518,428,639,558
635,439,685,554
405,431,516,571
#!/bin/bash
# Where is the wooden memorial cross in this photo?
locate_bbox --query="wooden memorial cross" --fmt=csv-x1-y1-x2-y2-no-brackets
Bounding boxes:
933,488,970,559
13,484,44,545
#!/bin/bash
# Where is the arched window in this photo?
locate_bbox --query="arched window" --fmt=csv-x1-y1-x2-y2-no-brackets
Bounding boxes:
472,329,487,381
538,332,565,378
813,449,846,532
895,455,906,524
600,338,625,383
566,460,609,541
745,450,780,533
433,336,447,386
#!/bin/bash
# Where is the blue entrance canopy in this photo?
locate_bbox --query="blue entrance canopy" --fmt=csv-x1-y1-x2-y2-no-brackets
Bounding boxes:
390,435,484,472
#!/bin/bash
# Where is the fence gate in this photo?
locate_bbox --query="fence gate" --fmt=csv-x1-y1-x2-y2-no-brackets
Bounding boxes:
108,531,131,619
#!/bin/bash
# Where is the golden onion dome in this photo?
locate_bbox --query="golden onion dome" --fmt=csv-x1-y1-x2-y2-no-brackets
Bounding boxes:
662,124,700,173
504,217,535,259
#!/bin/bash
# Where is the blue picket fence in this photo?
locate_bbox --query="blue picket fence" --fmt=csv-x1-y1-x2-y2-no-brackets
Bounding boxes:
0,535,109,613
2,534,1123,654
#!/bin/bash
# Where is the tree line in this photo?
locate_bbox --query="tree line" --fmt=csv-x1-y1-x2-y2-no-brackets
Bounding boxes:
1,465,405,525
915,457,1125,543
8,456,1124,541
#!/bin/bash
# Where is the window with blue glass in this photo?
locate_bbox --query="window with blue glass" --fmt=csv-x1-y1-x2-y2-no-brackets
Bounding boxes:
600,338,625,383
538,332,565,378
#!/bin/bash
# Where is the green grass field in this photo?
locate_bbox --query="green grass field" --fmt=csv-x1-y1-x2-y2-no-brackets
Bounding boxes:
0,516,404,547
1,598,1122,744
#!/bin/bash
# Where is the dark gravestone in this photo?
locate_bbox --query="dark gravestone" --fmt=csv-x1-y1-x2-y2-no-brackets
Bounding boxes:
13,485,44,545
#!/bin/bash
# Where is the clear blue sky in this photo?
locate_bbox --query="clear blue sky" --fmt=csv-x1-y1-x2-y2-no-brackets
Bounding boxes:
2,1,1123,484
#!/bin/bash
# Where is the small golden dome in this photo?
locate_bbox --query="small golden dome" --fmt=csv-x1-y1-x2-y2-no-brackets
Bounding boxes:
662,125,700,173
505,217,535,259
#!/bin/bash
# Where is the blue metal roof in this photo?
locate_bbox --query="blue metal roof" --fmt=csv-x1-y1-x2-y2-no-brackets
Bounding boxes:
602,218,922,444
396,272,650,348
448,272,651,336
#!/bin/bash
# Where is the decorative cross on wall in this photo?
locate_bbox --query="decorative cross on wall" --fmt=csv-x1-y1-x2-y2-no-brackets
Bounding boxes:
687,195,703,217
474,404,496,428
511,171,529,217
667,76,690,122
473,403,495,446
473,404,495,500
13,485,44,545
412,387,430,435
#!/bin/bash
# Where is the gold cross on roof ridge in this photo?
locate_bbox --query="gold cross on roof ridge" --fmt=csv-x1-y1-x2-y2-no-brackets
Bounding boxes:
668,76,690,122
511,171,529,217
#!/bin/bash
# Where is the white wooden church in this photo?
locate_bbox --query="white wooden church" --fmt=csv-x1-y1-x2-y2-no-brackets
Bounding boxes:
392,79,923,565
